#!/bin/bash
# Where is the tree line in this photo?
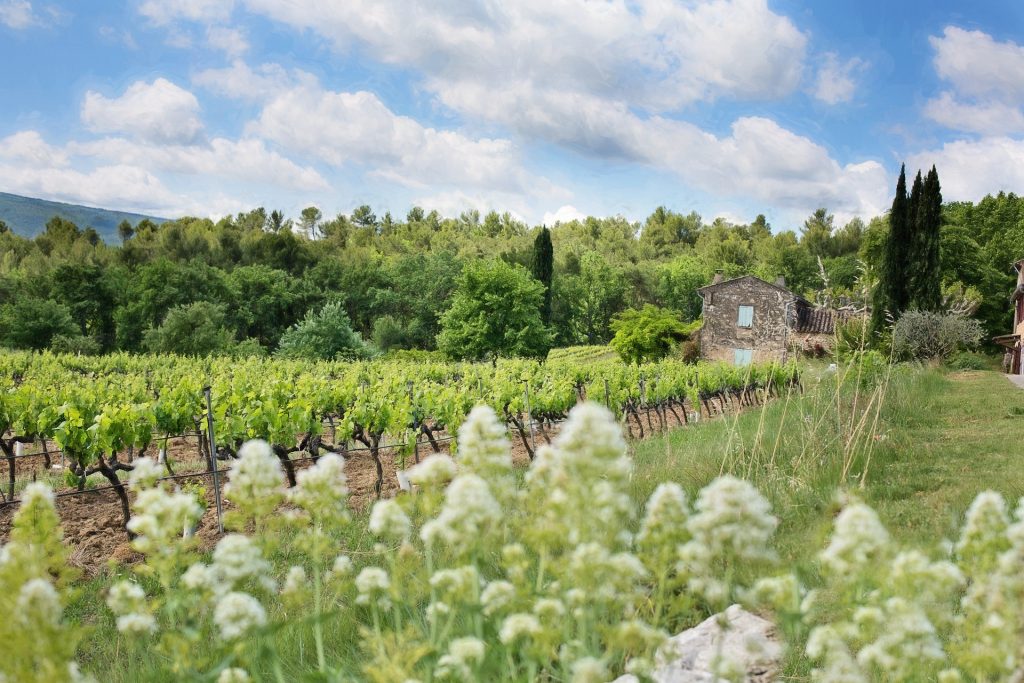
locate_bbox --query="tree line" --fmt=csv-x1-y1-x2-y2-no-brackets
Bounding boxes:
0,180,1018,360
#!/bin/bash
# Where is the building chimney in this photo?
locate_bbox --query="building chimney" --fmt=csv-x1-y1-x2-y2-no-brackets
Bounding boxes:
775,275,786,288
712,269,724,285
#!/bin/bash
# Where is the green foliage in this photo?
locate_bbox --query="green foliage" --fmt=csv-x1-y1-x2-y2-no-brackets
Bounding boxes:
276,301,374,361
0,297,79,350
530,227,554,324
946,351,993,371
609,304,693,364
892,310,984,360
437,259,551,361
143,301,237,356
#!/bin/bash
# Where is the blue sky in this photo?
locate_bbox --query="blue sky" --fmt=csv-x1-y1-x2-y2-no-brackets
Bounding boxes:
2,0,1024,231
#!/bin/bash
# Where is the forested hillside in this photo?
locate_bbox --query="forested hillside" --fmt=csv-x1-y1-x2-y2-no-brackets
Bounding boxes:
0,192,166,242
0,195,1018,357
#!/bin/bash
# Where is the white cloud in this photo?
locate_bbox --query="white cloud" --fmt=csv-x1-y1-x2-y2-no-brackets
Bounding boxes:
82,78,205,145
542,205,587,225
0,0,34,28
70,135,328,191
250,84,548,194
207,25,248,58
926,27,1024,136
812,53,865,105
930,27,1024,101
193,60,315,101
908,137,1024,202
0,130,68,166
924,91,1024,136
138,0,234,25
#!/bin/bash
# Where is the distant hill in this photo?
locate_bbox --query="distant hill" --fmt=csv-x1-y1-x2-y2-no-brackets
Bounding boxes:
0,192,169,243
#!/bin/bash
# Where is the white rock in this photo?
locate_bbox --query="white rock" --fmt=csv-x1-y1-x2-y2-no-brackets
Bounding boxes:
614,605,781,683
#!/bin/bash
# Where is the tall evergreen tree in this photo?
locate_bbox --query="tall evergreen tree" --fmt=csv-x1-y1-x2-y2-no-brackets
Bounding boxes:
916,166,943,310
531,226,554,324
873,165,911,332
906,170,925,307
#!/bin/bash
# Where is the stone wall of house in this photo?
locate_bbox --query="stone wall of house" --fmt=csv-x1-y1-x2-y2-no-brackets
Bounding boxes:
699,277,793,364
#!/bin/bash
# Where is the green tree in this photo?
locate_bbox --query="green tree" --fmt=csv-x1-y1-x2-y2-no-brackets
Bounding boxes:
0,298,79,350
276,301,374,360
800,208,835,258
226,265,301,348
117,220,134,244
911,166,943,310
873,165,911,332
531,227,554,324
609,304,692,364
553,251,628,345
299,206,322,239
437,259,551,361
653,254,710,321
142,302,237,356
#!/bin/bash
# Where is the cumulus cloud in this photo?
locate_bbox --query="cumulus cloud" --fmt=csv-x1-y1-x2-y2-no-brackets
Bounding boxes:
812,53,865,105
82,78,205,145
908,137,1024,202
193,60,316,101
542,205,588,225
0,130,68,166
70,135,327,191
249,84,550,194
925,27,1024,136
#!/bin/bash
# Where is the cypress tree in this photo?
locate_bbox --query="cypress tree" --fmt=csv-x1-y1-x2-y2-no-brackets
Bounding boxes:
873,165,910,332
917,166,943,310
531,226,554,324
906,170,924,307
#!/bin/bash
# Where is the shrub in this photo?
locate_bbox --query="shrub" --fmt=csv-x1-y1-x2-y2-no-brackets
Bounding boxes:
0,298,78,350
610,305,696,364
143,301,236,357
892,310,983,360
276,301,374,361
946,351,992,371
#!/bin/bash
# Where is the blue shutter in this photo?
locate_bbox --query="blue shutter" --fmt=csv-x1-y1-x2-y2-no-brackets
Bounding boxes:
737,305,754,327
734,348,752,366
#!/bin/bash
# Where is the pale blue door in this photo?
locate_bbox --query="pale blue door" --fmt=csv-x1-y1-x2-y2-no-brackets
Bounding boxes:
734,348,752,366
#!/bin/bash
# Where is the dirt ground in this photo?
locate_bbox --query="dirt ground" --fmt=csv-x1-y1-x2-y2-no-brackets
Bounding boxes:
0,393,761,575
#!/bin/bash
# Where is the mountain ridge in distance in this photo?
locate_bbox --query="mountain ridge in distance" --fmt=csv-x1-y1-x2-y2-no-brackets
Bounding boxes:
0,191,169,243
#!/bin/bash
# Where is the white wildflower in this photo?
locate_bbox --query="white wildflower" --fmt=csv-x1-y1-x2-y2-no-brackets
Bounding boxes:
429,565,480,604
182,562,222,595
425,601,451,625
106,580,147,616
746,574,802,612
819,502,889,576
212,534,273,590
806,625,867,683
436,636,486,680
456,405,514,502
856,597,945,679
218,668,251,683
20,481,55,508
282,565,308,598
213,591,267,640
570,656,608,683
637,482,689,553
290,453,349,524
127,457,163,491
116,612,157,635
420,474,502,551
127,487,203,555
955,491,1010,576
329,554,353,580
369,499,411,541
224,439,283,515
499,613,542,644
355,567,390,607
448,636,485,665
17,578,61,627
481,580,516,616
407,454,456,489
533,597,566,621
890,550,964,605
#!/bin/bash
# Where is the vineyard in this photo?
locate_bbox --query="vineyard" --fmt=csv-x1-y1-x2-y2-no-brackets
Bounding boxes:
0,351,797,564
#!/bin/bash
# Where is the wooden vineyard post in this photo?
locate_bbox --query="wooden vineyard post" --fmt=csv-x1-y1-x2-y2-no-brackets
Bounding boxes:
523,381,537,454
604,378,611,409
203,386,225,535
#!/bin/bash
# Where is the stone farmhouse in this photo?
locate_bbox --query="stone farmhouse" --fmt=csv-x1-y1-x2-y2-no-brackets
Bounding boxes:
994,258,1024,374
696,274,858,365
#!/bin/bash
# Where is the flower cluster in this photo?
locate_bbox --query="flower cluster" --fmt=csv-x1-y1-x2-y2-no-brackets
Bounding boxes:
222,439,284,522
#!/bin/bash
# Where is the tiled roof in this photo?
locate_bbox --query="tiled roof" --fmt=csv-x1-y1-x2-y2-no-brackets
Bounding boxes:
793,306,861,334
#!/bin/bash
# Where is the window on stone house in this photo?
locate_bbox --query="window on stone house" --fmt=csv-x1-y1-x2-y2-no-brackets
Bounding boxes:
733,348,752,366
737,305,754,328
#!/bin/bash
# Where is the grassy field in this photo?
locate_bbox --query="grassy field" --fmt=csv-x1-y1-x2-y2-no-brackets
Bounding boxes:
67,364,1024,679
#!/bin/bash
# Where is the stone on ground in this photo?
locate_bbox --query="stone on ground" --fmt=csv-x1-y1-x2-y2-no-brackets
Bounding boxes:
614,604,781,682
